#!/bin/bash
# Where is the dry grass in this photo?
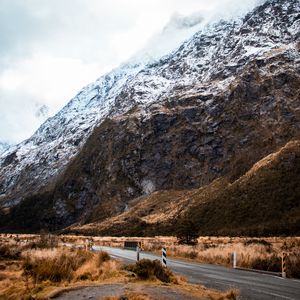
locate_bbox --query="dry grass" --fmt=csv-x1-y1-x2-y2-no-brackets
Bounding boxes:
23,249,93,283
0,236,126,300
124,259,175,283
0,235,240,300
1,234,299,299
74,255,122,282
103,284,239,300
2,234,299,277
51,235,300,278
105,294,152,300
215,288,240,300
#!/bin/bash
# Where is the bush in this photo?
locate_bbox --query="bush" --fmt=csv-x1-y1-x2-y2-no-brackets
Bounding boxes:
244,239,271,247
78,272,92,281
287,252,300,278
125,259,174,283
97,251,111,266
175,219,199,245
0,244,21,260
251,254,281,272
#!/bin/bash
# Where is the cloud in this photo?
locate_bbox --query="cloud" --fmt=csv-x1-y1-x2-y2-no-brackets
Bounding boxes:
0,0,265,145
133,12,205,62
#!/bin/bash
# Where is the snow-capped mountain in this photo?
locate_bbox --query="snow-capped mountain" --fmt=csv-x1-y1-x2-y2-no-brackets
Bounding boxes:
0,142,10,155
0,0,299,231
0,62,145,206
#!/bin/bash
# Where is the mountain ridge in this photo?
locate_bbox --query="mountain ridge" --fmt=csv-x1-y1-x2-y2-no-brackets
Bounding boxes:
0,0,299,234
68,138,300,236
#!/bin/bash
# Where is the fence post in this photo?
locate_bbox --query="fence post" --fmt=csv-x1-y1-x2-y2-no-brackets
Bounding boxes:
282,252,287,278
162,247,167,267
233,252,237,269
136,246,140,262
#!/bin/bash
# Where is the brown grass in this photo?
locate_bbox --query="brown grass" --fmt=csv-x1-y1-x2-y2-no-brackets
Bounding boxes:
103,284,239,300
105,294,152,300
0,238,126,300
124,259,175,283
3,234,299,299
23,249,93,283
3,234,299,277
49,235,300,278
0,236,240,300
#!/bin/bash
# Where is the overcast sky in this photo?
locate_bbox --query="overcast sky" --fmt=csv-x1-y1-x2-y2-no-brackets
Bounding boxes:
0,0,263,145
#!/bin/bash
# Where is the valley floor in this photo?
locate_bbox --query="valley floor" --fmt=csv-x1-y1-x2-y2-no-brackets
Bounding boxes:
0,234,238,300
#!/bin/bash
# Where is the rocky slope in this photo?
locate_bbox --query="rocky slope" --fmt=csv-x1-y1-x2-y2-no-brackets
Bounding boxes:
71,139,300,236
0,0,299,233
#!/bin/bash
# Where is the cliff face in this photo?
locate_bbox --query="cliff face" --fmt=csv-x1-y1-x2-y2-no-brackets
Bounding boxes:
0,0,299,233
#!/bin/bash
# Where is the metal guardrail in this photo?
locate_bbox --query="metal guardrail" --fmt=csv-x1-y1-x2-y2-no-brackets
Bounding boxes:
235,267,282,277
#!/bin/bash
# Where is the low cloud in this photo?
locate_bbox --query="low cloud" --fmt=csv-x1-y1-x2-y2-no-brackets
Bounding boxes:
0,0,265,145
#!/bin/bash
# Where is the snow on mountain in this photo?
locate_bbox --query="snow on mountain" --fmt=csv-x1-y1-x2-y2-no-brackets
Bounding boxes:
0,0,299,207
0,143,10,155
0,61,145,206
133,11,205,62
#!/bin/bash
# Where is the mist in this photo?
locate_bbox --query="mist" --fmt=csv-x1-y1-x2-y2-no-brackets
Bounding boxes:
0,0,265,145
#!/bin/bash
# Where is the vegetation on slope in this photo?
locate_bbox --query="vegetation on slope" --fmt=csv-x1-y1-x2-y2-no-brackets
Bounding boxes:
72,139,300,237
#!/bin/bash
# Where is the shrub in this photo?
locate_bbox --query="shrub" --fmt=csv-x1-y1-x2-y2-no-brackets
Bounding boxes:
97,251,111,266
185,251,198,259
125,259,174,283
175,219,199,245
220,288,240,300
251,254,281,272
244,239,272,252
105,294,151,300
78,272,92,281
0,244,21,260
287,252,300,278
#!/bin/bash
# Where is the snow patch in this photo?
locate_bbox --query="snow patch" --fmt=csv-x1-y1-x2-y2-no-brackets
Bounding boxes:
141,179,156,195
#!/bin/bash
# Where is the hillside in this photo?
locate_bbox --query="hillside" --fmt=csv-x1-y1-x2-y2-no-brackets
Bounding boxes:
70,139,300,236
0,0,299,234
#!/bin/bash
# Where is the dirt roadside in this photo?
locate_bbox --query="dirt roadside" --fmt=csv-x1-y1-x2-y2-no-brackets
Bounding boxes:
51,283,207,300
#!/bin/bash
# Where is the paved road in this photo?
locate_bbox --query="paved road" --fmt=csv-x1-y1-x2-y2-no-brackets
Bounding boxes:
93,246,300,300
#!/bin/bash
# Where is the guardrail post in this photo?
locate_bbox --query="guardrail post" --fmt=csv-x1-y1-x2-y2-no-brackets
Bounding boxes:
162,247,167,267
233,252,237,269
282,252,287,278
136,246,140,262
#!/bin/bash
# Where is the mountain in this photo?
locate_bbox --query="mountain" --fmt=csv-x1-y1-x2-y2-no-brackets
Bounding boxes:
71,139,300,236
0,143,10,156
0,0,299,234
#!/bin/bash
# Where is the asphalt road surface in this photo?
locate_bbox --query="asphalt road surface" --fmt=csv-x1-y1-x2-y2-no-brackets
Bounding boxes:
93,246,300,300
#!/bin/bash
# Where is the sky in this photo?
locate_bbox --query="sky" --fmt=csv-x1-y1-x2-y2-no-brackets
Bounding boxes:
0,0,264,145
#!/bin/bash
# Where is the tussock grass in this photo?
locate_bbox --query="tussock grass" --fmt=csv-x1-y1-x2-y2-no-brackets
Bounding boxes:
0,240,123,300
57,235,300,278
0,237,240,300
0,244,21,260
125,259,175,283
22,249,92,283
97,251,111,265
105,294,152,300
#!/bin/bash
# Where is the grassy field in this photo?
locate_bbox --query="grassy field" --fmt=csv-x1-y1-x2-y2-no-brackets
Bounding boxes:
57,235,300,278
0,234,239,300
